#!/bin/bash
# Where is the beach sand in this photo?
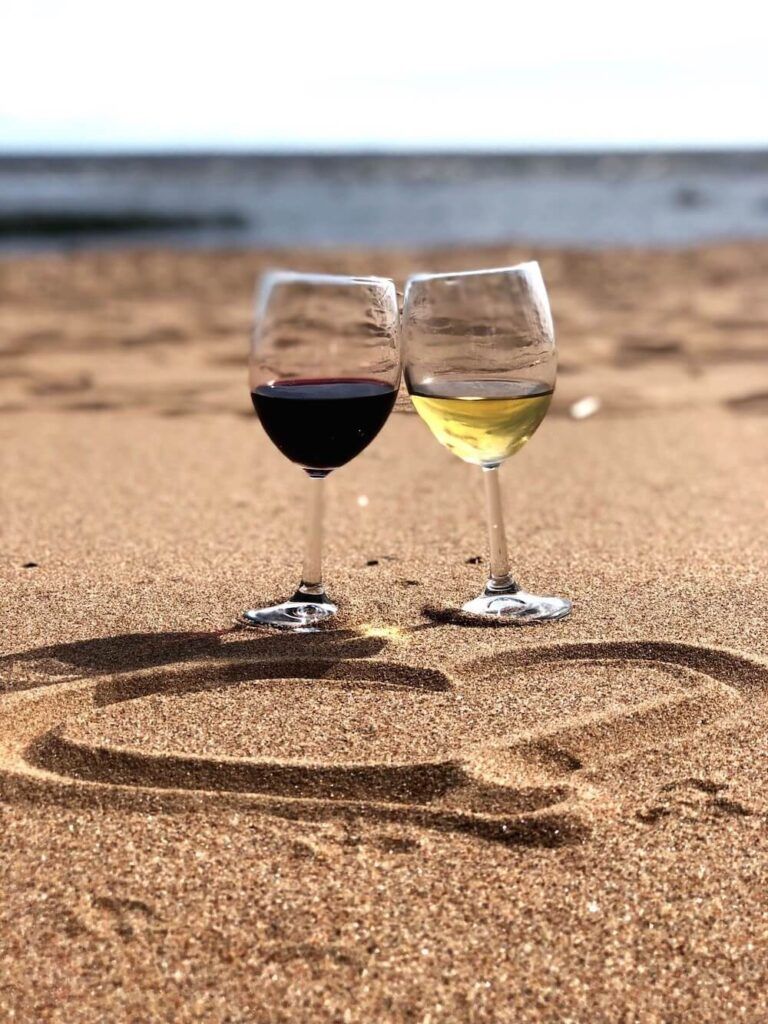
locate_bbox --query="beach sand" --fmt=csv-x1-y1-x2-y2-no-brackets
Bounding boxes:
1,243,768,1022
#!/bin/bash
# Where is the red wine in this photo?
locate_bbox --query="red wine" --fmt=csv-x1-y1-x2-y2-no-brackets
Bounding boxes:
251,378,397,472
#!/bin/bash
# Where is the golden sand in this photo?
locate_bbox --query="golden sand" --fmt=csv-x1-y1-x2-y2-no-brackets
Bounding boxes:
1,244,768,1022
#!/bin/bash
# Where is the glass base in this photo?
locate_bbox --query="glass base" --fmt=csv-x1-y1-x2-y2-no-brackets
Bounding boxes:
241,589,338,631
461,582,572,623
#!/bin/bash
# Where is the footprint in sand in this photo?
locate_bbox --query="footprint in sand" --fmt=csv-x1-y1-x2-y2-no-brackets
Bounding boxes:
0,634,765,849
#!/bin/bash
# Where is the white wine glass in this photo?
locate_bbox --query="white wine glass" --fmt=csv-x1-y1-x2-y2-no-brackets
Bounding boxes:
403,262,571,623
243,270,401,629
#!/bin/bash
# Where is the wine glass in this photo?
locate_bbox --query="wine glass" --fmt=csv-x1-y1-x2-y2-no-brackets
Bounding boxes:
243,270,401,629
402,262,571,622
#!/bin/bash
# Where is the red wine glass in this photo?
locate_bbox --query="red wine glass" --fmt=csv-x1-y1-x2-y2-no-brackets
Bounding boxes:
243,270,401,629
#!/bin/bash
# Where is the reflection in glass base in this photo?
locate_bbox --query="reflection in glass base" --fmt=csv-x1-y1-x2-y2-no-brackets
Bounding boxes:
241,590,338,631
461,582,571,624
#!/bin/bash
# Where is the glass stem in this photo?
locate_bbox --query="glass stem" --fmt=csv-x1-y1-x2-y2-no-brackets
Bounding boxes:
298,472,327,598
482,465,517,593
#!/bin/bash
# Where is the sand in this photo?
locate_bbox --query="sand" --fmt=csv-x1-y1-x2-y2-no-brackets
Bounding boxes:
1,243,768,1023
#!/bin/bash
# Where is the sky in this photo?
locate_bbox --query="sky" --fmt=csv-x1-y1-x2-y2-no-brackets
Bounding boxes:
2,0,768,152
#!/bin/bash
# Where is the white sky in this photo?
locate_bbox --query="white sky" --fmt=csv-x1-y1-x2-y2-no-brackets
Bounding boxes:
2,0,767,151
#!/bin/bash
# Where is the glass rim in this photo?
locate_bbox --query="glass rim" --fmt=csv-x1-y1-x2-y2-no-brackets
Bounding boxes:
405,260,542,285
258,269,397,289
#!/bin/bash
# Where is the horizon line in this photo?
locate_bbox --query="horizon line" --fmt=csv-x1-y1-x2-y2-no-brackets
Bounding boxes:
4,143,768,159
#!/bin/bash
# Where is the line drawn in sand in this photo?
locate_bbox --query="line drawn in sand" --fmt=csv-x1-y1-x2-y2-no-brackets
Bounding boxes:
1,635,765,849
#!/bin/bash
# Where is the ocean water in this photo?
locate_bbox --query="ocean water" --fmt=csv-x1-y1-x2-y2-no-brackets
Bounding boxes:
2,151,768,252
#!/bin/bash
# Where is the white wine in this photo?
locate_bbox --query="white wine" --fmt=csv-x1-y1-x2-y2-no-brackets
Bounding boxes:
409,379,553,466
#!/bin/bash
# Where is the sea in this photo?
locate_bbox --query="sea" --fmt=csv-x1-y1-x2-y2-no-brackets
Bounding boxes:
2,150,768,253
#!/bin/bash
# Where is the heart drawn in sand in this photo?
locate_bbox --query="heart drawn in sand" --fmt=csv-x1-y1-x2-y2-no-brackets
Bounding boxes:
1,634,766,849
